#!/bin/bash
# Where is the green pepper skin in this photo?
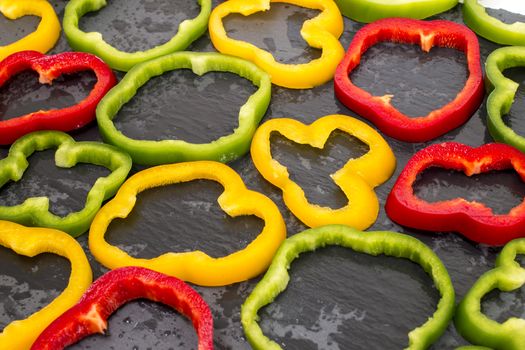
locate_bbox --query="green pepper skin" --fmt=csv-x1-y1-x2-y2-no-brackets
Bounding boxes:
455,238,525,350
241,225,455,350
463,0,525,46
96,52,271,166
335,0,457,23
63,0,212,71
0,131,131,237
486,46,525,153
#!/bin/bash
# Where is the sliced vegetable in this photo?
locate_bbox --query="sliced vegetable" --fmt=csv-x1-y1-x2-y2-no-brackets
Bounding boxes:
31,267,213,350
89,161,286,286
0,130,132,237
0,220,92,350
0,0,60,61
96,51,271,165
386,142,525,246
0,50,116,145
334,18,484,142
209,0,345,89
241,224,455,350
63,0,212,71
250,114,396,229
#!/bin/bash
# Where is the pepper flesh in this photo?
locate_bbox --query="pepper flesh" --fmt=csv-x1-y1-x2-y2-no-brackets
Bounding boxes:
0,130,132,237
463,0,525,46
250,114,396,229
31,267,213,350
385,142,525,246
96,51,271,165
0,220,92,350
334,0,458,23
334,18,484,142
63,0,211,71
0,0,60,61
0,50,116,145
241,224,455,350
486,47,525,153
455,238,525,350
89,161,286,286
209,0,345,89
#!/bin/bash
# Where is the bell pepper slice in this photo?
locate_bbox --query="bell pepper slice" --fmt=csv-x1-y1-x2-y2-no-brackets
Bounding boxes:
0,220,92,350
0,0,60,61
486,46,525,153
250,114,396,229
208,0,345,89
89,161,286,287
0,50,117,145
96,51,271,166
463,0,525,46
455,238,525,350
31,266,213,350
334,18,484,142
63,0,212,71
241,224,455,350
0,130,132,237
334,0,458,23
385,142,525,246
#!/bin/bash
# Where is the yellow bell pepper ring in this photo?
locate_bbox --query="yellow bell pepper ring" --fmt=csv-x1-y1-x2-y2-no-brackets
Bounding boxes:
89,161,287,287
0,0,61,61
0,221,92,350
209,0,345,89
251,114,396,229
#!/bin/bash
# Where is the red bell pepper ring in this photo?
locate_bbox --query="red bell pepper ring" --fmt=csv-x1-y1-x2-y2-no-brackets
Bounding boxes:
0,50,116,145
386,142,525,246
30,266,214,350
334,18,484,142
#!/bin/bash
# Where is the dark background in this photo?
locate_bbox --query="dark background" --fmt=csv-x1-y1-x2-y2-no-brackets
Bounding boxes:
1,1,525,349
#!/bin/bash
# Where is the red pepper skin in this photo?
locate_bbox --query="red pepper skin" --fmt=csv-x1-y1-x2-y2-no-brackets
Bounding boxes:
0,50,116,145
30,267,214,350
386,142,525,246
334,18,484,142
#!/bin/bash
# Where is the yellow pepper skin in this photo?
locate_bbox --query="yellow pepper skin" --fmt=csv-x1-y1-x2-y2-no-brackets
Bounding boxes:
89,161,286,287
0,221,92,350
209,0,345,89
0,0,61,61
251,114,396,229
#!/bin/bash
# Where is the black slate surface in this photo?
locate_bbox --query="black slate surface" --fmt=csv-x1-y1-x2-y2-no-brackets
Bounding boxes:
1,1,524,349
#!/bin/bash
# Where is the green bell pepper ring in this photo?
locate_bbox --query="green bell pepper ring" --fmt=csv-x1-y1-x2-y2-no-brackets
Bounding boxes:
455,238,525,350
0,130,132,237
241,224,455,350
96,51,271,166
486,46,525,153
63,0,212,71
463,0,525,46
335,0,458,23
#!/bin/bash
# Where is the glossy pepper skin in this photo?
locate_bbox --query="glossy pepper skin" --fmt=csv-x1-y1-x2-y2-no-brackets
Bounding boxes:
334,0,457,23
89,161,286,287
0,51,117,145
97,51,271,166
0,0,60,61
251,114,396,229
31,267,214,350
486,47,525,153
241,225,455,350
334,18,484,142
386,142,525,246
63,0,211,71
0,221,92,350
209,0,345,89
0,131,132,237
455,238,525,350
463,0,525,46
